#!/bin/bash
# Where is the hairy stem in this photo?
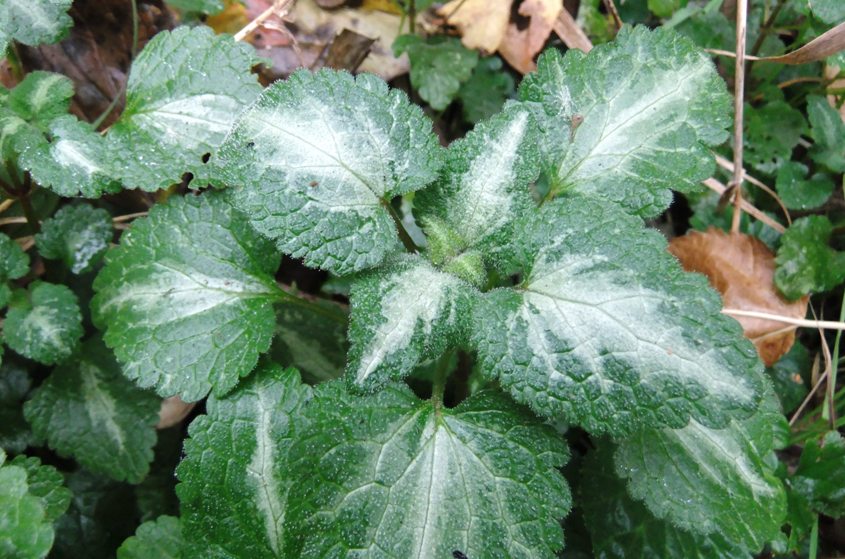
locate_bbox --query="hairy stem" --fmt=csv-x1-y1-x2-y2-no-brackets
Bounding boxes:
431,350,454,410
384,199,419,253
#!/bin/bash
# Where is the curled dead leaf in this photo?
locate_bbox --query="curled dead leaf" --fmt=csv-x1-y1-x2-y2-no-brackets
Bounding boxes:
438,0,513,53
157,396,196,429
669,228,809,366
498,0,562,74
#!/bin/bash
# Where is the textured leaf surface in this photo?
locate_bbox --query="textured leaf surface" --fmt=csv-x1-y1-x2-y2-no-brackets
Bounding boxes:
457,56,515,125
807,95,845,172
177,364,311,559
744,101,807,174
21,116,121,198
809,0,845,24
472,195,764,435
0,231,28,284
286,382,571,558
614,390,787,552
775,215,845,300
0,0,72,49
518,26,731,217
9,455,71,522
165,0,224,14
270,301,348,384
415,103,539,254
393,35,479,110
0,362,37,453
92,192,282,402
36,204,113,274
581,445,749,559
220,68,442,275
776,161,834,210
117,515,182,559
6,71,73,123
107,26,262,191
24,338,160,483
4,281,82,365
346,254,473,392
790,431,845,518
0,460,54,559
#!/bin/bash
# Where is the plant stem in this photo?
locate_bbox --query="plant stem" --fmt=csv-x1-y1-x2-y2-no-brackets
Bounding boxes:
408,0,416,35
750,0,788,57
17,191,39,234
823,292,845,425
384,199,419,253
431,350,454,410
730,0,747,235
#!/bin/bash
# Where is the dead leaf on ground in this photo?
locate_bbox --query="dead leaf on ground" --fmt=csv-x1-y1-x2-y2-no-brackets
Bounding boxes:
498,0,562,74
438,0,513,54
669,228,809,367
157,396,196,429
244,0,408,80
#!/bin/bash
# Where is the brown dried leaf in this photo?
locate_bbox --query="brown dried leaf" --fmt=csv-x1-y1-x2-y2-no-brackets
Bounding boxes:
498,0,562,73
762,22,845,65
438,0,513,53
669,228,809,366
156,396,196,429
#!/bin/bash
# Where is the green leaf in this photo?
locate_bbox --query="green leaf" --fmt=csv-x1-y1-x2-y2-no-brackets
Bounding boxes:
35,204,113,274
270,300,348,384
457,56,515,124
164,0,224,14
0,0,72,50
177,363,311,558
107,26,262,191
744,100,807,174
286,382,571,558
4,281,83,365
393,34,479,111
790,431,845,518
0,231,29,283
6,71,73,123
581,445,749,559
0,361,38,453
346,254,473,392
9,455,71,522
775,215,845,300
117,515,182,559
92,191,283,402
0,111,45,185
648,0,685,17
415,103,539,256
775,161,834,210
0,460,54,559
472,194,764,435
809,0,845,24
613,390,787,553
806,95,845,172
23,338,160,483
518,26,731,217
220,68,443,275
21,115,121,198
766,342,809,414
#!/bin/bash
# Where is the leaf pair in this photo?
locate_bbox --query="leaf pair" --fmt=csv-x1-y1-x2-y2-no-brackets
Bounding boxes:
177,363,571,558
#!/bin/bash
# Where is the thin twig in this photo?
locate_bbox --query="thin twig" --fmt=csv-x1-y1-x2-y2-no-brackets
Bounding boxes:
0,198,14,214
701,177,785,232
0,216,29,226
790,355,826,426
750,0,788,57
714,153,792,226
602,0,623,30
233,0,295,42
730,0,748,234
722,309,845,330
112,211,148,223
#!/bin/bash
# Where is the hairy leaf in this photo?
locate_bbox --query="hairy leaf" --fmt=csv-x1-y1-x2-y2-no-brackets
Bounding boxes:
0,361,37,453
117,515,182,559
776,161,835,210
220,68,442,275
614,390,787,552
92,192,283,402
809,0,845,25
775,215,845,300
0,231,28,284
807,95,845,172
457,56,515,125
107,26,262,191
744,100,807,174
4,281,83,365
9,455,71,522
0,0,72,52
286,382,571,558
0,460,54,559
165,0,224,14
415,103,539,256
393,34,479,110
346,254,473,392
581,445,749,559
472,195,764,435
24,338,160,483
519,26,731,217
6,71,73,123
177,363,311,558
790,431,845,518
21,116,121,198
36,204,113,274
